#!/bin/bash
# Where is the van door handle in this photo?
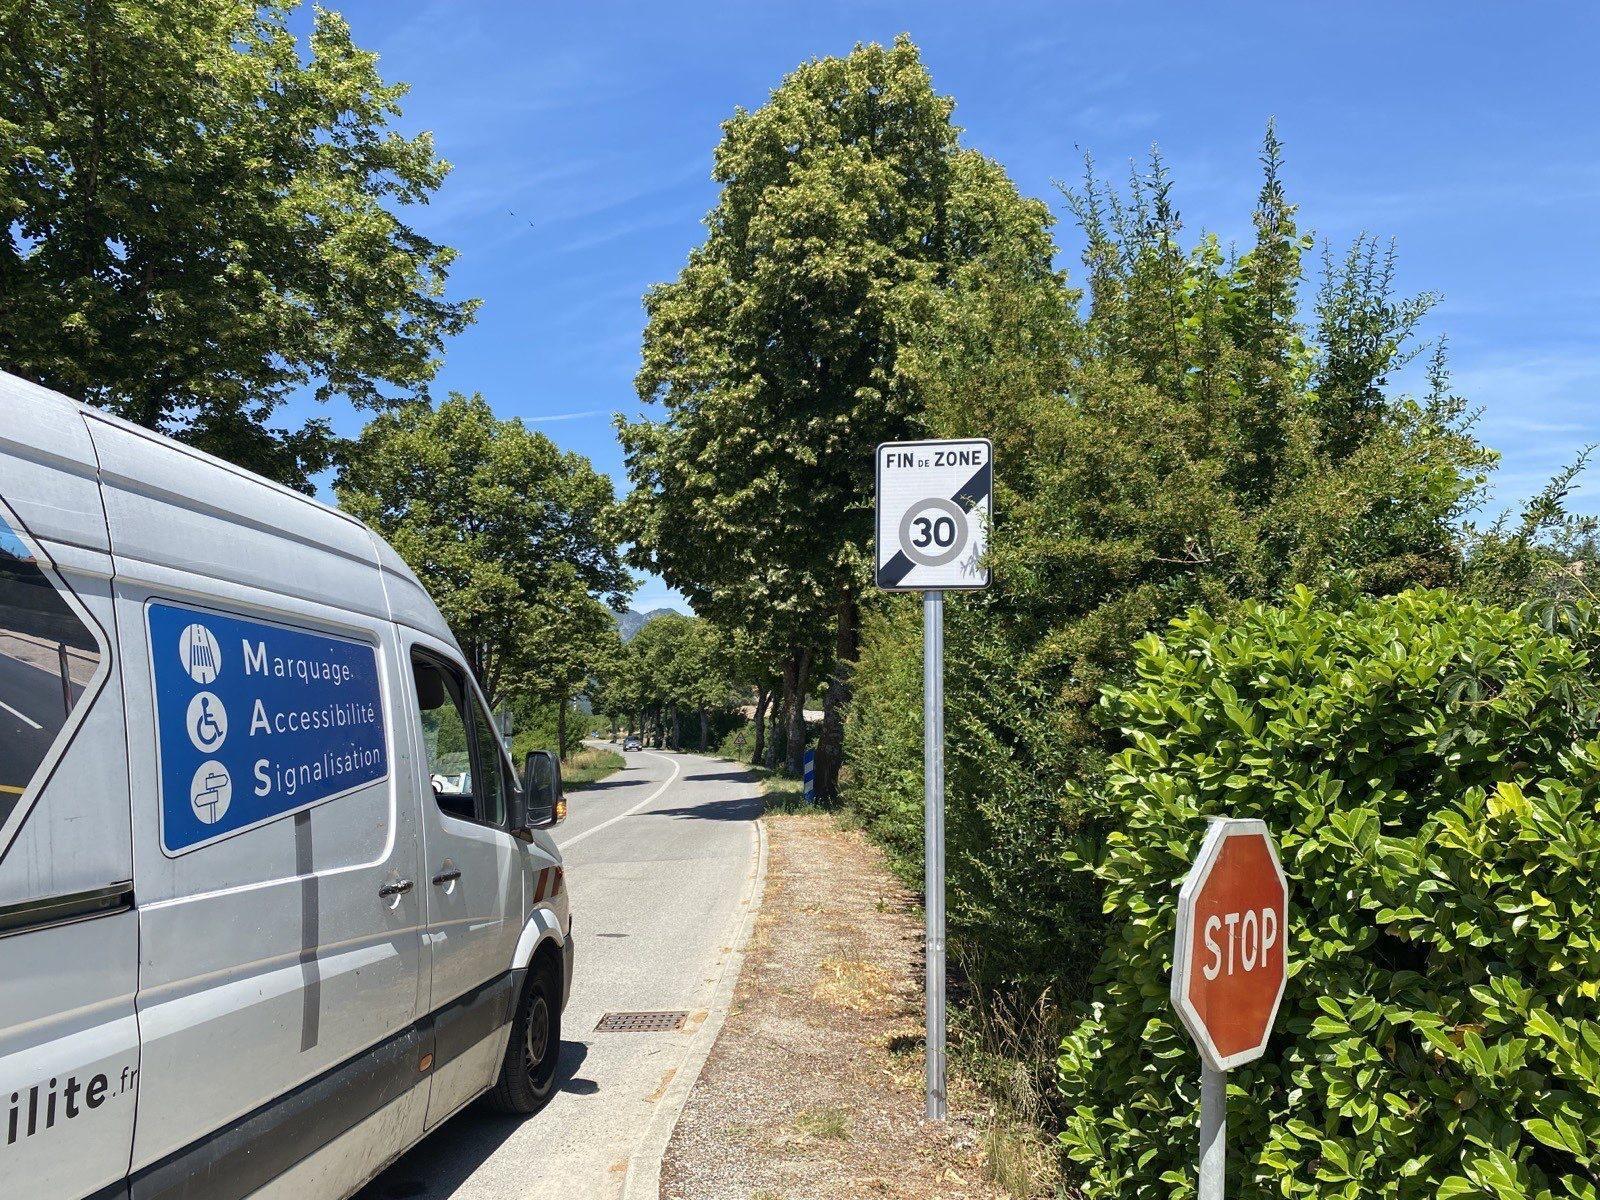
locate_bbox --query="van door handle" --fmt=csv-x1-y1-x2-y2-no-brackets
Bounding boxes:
379,879,414,898
432,869,462,886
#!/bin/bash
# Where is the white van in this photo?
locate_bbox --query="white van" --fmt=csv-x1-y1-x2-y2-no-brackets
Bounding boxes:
0,371,574,1200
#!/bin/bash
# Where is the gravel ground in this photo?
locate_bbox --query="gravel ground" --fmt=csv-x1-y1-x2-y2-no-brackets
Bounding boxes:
660,811,1006,1200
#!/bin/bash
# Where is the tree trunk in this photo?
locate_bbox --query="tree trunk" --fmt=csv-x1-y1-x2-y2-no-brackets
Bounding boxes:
774,655,797,770
671,708,681,749
785,648,813,777
556,697,568,762
751,685,770,767
699,707,709,751
815,597,859,804
764,688,784,769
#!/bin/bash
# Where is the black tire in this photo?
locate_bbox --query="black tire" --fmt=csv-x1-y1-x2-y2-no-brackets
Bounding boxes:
488,957,562,1114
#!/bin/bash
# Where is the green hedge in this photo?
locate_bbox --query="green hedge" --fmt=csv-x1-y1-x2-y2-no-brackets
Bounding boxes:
846,596,1099,992
1057,588,1600,1199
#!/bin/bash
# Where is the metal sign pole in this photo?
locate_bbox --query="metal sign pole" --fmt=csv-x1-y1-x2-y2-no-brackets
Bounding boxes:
1199,1063,1225,1198
923,588,946,1120
876,439,989,1123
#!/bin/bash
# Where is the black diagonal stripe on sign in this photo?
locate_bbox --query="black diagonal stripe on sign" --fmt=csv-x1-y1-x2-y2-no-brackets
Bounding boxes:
877,550,916,588
951,460,992,512
879,458,992,588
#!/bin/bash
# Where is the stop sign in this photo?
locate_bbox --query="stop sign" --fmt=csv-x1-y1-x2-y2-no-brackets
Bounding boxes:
1171,818,1289,1071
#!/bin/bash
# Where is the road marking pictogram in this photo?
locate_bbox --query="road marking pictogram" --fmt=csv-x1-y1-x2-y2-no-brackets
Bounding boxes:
180,623,222,685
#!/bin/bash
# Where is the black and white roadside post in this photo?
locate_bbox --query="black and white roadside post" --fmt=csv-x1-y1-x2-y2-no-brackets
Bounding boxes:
874,438,993,1120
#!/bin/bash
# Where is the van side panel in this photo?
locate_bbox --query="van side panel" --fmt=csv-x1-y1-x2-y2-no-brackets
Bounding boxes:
0,389,139,1200
112,579,428,1180
0,912,141,1196
86,416,431,1188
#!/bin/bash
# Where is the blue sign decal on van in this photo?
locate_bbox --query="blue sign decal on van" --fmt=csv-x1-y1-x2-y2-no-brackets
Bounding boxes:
148,601,389,854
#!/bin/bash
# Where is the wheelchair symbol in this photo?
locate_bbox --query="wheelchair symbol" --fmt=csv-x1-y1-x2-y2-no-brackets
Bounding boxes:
186,692,228,753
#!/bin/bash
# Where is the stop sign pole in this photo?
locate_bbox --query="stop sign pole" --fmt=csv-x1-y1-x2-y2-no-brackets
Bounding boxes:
1172,818,1289,1199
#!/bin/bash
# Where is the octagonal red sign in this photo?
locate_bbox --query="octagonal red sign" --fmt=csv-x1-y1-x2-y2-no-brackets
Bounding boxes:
1171,818,1289,1071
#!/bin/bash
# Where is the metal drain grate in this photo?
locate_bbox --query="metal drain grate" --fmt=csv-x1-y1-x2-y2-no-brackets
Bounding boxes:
595,1010,688,1033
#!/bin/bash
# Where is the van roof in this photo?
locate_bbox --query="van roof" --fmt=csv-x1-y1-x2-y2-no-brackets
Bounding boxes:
0,370,456,650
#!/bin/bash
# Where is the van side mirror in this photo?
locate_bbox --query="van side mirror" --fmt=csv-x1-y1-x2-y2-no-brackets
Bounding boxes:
515,750,564,838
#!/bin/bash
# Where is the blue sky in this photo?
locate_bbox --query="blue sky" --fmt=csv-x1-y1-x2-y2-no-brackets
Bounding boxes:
285,1,1600,612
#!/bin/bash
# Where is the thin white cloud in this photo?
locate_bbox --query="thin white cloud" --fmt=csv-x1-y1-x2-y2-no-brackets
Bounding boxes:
524,409,608,423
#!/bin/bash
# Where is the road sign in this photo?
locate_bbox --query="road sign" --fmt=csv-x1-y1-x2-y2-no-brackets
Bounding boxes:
875,439,992,591
1172,817,1289,1200
1172,818,1289,1070
874,438,993,1122
148,600,389,855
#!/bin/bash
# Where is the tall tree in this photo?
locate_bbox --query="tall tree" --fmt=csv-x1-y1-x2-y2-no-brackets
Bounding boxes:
618,35,1059,788
521,568,619,759
846,135,1496,1001
581,618,629,741
0,0,475,489
336,395,631,705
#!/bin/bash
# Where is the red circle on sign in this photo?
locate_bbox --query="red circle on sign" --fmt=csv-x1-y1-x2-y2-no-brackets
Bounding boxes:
1172,820,1288,1070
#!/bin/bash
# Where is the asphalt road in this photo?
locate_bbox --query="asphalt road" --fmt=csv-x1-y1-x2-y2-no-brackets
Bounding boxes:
357,746,763,1200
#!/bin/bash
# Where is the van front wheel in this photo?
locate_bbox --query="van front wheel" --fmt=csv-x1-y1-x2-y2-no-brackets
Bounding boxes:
489,957,562,1114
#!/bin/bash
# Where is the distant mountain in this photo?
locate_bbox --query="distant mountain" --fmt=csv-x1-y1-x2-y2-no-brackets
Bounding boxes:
615,607,678,641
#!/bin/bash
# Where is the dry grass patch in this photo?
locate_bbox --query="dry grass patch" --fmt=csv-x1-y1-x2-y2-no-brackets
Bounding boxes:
793,1106,851,1142
982,1114,1058,1199
813,956,895,1013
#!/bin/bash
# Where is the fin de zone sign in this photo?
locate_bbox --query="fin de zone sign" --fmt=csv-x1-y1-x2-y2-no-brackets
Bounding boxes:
873,437,993,1122
874,439,992,591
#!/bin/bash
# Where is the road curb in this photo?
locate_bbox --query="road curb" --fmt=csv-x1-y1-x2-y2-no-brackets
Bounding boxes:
620,799,770,1200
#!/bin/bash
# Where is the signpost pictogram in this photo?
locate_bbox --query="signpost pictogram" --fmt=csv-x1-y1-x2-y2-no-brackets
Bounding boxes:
1172,818,1289,1199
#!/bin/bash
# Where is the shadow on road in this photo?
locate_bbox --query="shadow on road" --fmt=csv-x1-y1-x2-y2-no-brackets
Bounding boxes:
566,773,646,793
357,1040,596,1200
649,794,764,823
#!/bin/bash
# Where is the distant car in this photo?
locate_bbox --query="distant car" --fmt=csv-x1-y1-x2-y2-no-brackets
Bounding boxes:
623,736,642,751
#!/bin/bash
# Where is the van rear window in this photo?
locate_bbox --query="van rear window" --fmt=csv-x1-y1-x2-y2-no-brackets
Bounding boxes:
0,511,102,829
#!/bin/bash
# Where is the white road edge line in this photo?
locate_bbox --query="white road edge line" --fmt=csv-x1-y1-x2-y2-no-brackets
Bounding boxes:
0,697,42,731
621,785,769,1200
554,749,681,852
